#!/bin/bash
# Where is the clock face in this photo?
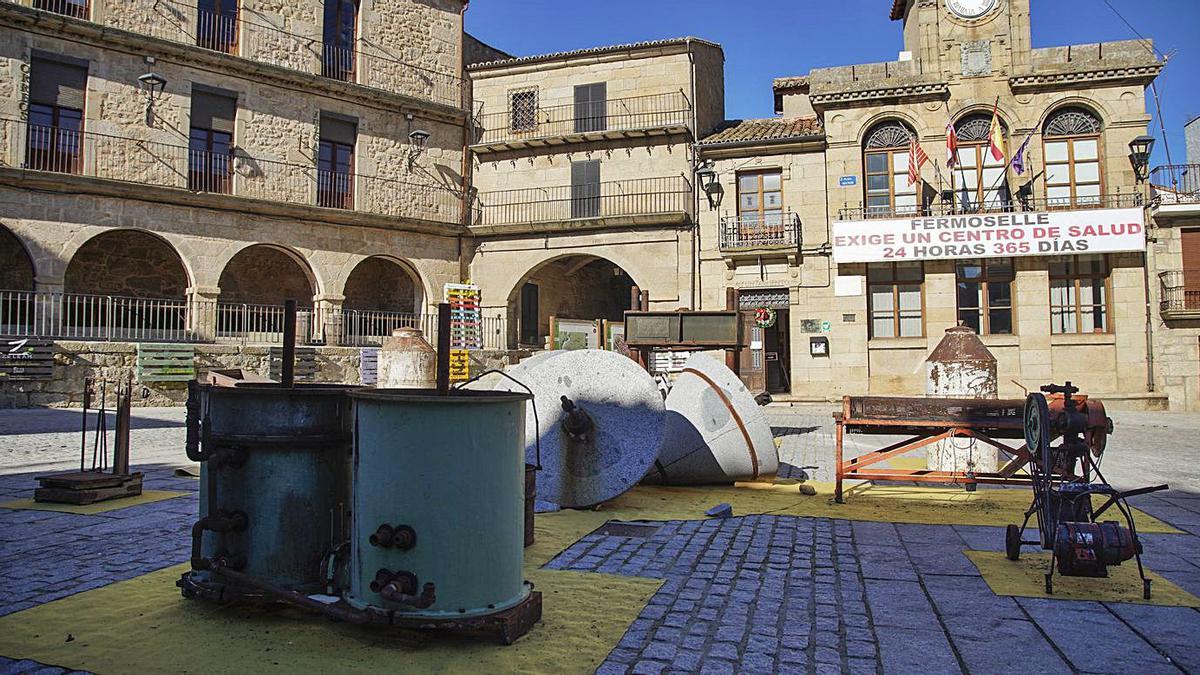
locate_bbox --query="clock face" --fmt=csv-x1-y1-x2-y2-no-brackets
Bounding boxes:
947,0,998,19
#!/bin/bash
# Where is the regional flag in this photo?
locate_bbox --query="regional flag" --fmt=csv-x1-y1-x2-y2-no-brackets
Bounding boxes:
1012,132,1034,175
908,135,929,186
946,121,959,169
987,99,1006,163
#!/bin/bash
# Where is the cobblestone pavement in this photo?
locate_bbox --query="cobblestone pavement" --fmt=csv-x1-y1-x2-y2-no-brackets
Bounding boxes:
1,405,1200,673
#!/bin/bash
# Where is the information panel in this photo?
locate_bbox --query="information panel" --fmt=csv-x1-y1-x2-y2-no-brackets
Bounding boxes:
832,207,1145,264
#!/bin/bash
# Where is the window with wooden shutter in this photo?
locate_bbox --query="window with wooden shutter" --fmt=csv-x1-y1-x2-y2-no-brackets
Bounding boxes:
1183,229,1200,311
570,160,600,218
318,114,356,209
574,83,607,134
189,88,237,193
27,56,87,174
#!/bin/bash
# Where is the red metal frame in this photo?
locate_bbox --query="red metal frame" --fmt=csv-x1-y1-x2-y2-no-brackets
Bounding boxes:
834,395,1037,502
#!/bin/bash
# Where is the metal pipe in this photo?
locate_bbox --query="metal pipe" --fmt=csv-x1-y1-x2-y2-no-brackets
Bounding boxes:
281,299,297,388
379,580,437,609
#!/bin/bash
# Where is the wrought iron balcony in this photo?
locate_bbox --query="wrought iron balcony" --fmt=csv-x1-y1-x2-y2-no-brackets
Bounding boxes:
1151,165,1200,207
3,118,464,225
473,91,692,150
3,0,465,109
837,193,1143,221
1159,270,1200,318
719,212,801,253
475,176,692,230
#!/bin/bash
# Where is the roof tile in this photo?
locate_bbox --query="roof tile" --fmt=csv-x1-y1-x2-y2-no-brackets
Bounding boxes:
698,117,824,146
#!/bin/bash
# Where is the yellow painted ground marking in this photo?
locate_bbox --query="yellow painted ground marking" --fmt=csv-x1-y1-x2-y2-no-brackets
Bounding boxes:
0,490,187,515
966,550,1200,607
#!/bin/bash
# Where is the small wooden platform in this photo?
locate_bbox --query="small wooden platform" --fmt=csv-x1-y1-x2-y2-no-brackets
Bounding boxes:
34,471,144,505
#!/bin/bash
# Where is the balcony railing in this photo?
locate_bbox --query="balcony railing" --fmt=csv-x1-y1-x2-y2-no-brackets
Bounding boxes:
476,176,692,228
3,0,465,109
720,212,801,252
1159,271,1200,315
3,118,464,224
31,0,86,18
837,193,1143,221
0,290,509,350
474,91,692,147
1151,165,1200,206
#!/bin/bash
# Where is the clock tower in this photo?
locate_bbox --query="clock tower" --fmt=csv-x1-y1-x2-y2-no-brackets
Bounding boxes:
893,0,1033,79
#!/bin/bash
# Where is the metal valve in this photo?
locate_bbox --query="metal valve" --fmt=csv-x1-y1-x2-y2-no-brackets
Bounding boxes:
369,523,417,550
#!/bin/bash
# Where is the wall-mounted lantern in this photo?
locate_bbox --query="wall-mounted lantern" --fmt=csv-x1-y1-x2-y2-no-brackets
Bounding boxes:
137,72,167,126
695,162,722,210
1128,135,1155,182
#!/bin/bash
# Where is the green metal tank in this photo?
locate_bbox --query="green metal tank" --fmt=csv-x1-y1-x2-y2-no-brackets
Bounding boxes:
188,383,354,593
346,388,532,619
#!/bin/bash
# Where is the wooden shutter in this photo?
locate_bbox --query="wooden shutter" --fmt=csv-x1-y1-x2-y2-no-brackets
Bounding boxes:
571,160,600,218
30,57,87,109
320,114,357,146
1183,229,1200,292
191,89,237,134
574,83,607,133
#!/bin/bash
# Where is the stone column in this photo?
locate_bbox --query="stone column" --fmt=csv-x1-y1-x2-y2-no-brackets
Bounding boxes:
32,275,64,337
186,285,221,342
314,293,345,346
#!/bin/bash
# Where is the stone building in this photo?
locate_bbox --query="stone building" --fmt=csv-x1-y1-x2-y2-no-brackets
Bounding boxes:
0,0,475,403
465,38,725,348
692,0,1166,406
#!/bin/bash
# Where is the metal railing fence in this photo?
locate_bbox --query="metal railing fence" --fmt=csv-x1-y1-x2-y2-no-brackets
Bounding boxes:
837,193,1144,221
719,211,802,251
4,118,464,224
0,290,509,350
474,91,692,146
476,176,692,227
1159,271,1200,314
1151,165,1200,206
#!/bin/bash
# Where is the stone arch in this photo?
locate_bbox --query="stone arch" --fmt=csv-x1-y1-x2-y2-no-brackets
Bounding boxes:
64,229,190,298
217,244,317,306
1035,97,1112,135
343,256,426,314
0,224,35,291
503,253,641,349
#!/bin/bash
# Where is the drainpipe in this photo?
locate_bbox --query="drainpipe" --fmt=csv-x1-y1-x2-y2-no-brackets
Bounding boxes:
459,2,472,283
687,38,700,310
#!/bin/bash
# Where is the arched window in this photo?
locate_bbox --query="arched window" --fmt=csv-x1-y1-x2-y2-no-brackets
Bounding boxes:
951,113,1008,211
1044,107,1103,208
863,121,917,217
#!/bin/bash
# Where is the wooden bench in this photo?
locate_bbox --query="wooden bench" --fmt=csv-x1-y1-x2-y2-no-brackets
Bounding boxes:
269,347,317,382
136,344,196,383
834,395,1035,502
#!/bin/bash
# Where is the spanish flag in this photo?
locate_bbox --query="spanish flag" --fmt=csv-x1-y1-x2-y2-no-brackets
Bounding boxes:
987,98,1006,163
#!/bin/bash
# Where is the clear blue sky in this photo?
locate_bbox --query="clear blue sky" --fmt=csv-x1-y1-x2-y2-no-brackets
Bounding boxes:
465,0,1199,167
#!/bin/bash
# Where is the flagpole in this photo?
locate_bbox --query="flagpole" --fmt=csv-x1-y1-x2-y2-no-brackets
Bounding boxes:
944,101,973,215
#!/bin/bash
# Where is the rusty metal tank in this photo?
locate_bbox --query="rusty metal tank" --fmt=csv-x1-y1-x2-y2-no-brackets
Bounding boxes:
925,326,999,473
377,327,437,389
185,382,354,592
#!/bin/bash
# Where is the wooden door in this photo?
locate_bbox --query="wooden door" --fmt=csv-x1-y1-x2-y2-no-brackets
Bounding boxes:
738,310,766,393
1184,229,1200,310
765,309,790,394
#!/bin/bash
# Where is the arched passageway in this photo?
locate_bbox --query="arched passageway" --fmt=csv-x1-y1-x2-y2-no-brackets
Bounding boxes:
341,256,425,344
64,229,189,299
217,245,316,306
343,256,423,313
0,226,34,292
506,254,637,349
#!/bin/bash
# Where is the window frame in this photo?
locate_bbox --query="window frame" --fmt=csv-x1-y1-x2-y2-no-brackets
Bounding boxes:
187,126,234,194
1043,109,1105,210
509,88,538,133
317,137,355,209
573,82,607,134
955,258,1016,336
26,102,84,174
867,261,926,339
321,0,359,82
736,169,784,224
196,0,240,54
862,122,918,217
1048,255,1112,335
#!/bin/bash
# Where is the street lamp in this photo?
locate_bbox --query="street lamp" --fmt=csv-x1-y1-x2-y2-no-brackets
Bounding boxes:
1128,135,1155,182
137,72,167,126
695,162,722,210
